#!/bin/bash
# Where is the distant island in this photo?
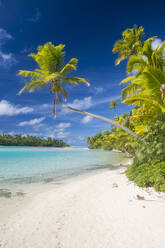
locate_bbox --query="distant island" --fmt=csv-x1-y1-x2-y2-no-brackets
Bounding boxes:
0,134,68,147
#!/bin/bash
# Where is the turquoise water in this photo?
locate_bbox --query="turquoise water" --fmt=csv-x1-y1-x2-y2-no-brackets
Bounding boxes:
0,146,128,193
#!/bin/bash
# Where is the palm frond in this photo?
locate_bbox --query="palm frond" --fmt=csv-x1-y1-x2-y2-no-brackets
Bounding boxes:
60,87,68,100
113,25,144,65
131,114,155,121
121,82,141,100
60,58,78,76
142,37,155,58
123,95,165,112
18,80,46,95
134,124,148,135
18,70,43,78
141,66,165,102
63,77,90,86
44,72,62,82
127,55,146,74
120,75,136,84
29,43,65,74
151,41,165,70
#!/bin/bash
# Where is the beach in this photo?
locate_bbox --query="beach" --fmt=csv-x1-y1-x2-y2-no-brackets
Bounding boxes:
0,167,165,248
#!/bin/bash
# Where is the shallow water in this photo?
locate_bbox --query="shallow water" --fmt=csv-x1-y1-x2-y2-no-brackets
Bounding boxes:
0,146,129,197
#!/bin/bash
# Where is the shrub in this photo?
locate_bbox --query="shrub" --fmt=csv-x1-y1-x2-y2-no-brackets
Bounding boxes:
126,161,165,192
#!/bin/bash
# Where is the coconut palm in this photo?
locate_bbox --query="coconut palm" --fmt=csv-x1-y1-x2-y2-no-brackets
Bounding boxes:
112,25,144,65
122,66,165,114
109,100,118,116
18,43,90,117
113,28,165,121
120,38,165,100
18,42,138,138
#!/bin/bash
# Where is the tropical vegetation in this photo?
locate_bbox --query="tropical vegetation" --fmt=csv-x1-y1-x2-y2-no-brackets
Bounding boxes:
0,134,68,147
87,25,165,191
18,25,165,191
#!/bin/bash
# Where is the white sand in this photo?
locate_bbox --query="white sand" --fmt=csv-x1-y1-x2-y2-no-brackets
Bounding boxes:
0,168,165,248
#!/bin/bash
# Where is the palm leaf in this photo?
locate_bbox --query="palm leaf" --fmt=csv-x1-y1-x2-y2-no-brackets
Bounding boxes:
127,55,146,74
29,43,65,74
18,80,46,94
120,75,136,84
63,77,90,86
121,82,141,100
60,58,78,76
18,70,43,78
123,95,165,112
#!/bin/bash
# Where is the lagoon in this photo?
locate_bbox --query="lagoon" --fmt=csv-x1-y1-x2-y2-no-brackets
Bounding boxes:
0,146,128,195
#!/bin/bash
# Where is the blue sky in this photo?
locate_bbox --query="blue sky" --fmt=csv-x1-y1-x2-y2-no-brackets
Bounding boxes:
0,0,165,146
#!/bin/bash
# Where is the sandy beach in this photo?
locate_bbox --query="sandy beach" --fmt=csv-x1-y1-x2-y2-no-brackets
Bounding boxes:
0,168,165,248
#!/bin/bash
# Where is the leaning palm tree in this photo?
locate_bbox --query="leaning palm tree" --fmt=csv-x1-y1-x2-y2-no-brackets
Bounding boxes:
18,42,138,138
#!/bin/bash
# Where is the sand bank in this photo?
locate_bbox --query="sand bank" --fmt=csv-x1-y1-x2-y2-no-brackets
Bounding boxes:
0,168,165,248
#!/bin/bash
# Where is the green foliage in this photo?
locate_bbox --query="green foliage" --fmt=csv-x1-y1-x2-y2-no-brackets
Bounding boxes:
18,26,165,192
0,134,68,147
109,100,119,116
109,100,118,108
18,42,89,117
126,161,165,192
88,25,165,192
133,117,165,163
113,25,144,65
87,118,137,155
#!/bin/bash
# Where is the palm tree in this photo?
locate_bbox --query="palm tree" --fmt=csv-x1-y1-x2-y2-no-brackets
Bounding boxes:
113,26,165,121
119,37,163,101
122,60,165,116
18,42,138,138
18,43,90,117
112,25,144,65
109,100,118,116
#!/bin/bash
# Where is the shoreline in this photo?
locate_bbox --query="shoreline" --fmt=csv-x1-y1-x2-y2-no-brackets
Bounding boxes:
0,167,110,222
0,155,131,223
0,164,165,248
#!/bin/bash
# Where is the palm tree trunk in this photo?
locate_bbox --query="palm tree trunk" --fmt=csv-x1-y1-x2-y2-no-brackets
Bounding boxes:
60,102,139,138
53,93,58,117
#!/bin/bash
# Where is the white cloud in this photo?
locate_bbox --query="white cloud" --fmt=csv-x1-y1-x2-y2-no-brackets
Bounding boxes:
54,122,71,138
28,8,41,23
40,122,71,139
0,28,16,68
93,87,104,94
77,136,85,141
18,117,45,127
69,96,93,110
61,95,120,115
0,28,12,45
152,38,163,50
56,131,70,139
67,96,120,110
81,116,93,124
21,46,34,54
0,51,17,68
0,100,33,116
33,123,45,131
56,122,71,129
40,104,50,109
95,96,120,106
